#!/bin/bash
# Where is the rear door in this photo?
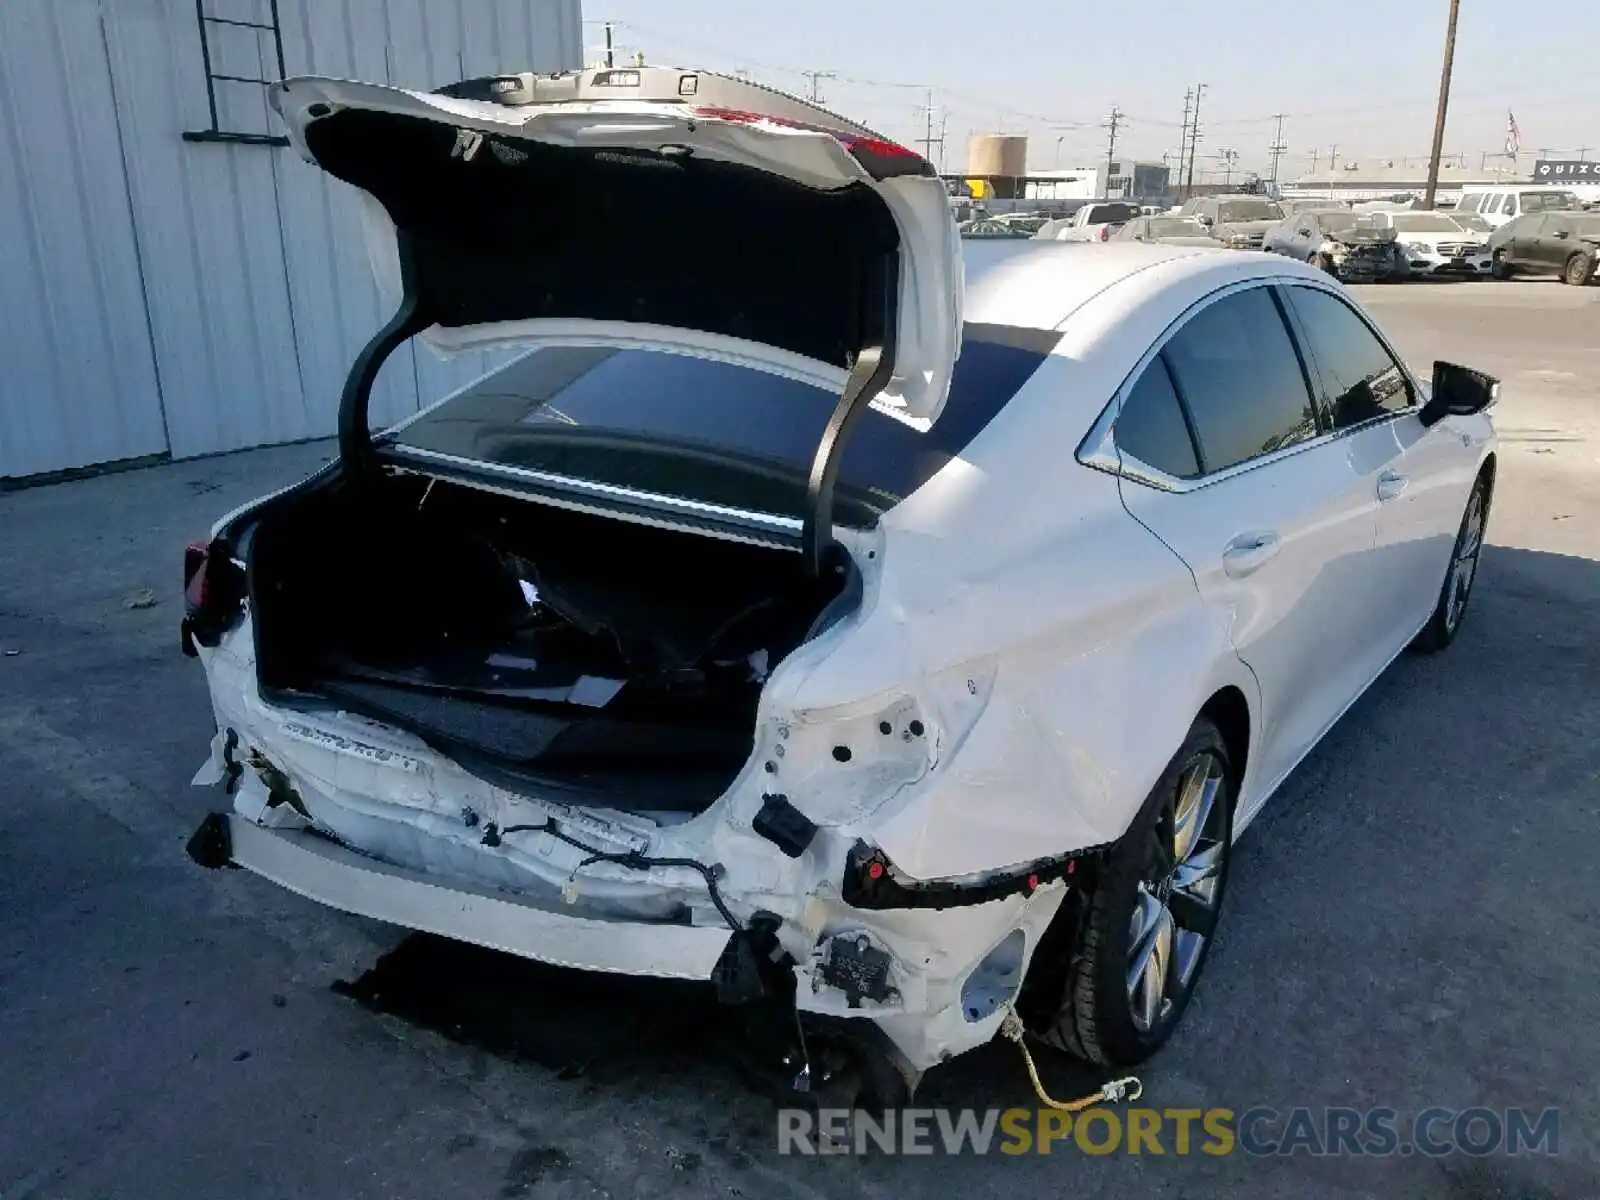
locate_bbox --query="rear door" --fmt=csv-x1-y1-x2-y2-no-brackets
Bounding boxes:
1113,282,1387,796
1518,216,1557,268
1533,214,1575,270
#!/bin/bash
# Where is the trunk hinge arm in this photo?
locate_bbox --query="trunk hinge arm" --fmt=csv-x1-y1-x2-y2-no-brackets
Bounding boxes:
802,345,894,576
339,233,431,475
802,249,900,578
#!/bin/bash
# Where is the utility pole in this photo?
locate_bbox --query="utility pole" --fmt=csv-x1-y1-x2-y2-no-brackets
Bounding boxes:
915,89,946,168
1218,148,1239,186
1329,143,1339,173
801,70,836,104
603,21,614,68
1103,107,1124,197
1310,146,1319,173
1177,88,1194,198
1268,113,1288,184
1184,84,1206,197
1422,0,1461,209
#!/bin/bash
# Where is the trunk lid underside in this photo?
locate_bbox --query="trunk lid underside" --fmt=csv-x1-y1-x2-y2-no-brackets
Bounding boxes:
270,76,962,427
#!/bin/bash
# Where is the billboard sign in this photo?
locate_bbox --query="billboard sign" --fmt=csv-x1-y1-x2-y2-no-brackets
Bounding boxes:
1531,159,1598,182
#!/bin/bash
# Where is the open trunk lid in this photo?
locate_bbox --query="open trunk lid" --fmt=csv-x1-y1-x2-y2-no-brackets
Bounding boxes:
269,69,962,427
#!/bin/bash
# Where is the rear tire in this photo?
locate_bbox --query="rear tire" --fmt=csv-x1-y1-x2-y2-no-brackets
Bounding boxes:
1026,719,1235,1067
1410,471,1492,654
1562,251,1595,287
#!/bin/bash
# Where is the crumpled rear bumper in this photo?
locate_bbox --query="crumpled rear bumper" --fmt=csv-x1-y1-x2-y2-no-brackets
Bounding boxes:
188,812,734,981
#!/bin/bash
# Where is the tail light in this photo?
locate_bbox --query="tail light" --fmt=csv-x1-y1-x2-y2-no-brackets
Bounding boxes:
689,106,932,180
1099,225,1112,242
181,539,245,656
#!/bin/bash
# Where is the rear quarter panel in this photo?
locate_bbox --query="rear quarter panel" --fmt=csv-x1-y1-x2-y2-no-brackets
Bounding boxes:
779,326,1259,879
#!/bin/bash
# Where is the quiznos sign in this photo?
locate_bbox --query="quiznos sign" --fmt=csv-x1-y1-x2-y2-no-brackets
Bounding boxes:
1532,159,1598,181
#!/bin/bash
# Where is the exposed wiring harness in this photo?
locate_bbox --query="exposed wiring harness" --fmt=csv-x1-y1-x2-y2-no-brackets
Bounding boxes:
999,1009,1143,1110
481,819,743,933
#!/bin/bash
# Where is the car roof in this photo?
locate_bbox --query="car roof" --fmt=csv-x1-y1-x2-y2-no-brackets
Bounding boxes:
963,241,1250,330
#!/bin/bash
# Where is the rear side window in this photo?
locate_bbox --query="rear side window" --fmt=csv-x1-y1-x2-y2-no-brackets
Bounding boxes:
1459,195,1483,213
1282,286,1413,428
1162,287,1318,472
1115,356,1200,478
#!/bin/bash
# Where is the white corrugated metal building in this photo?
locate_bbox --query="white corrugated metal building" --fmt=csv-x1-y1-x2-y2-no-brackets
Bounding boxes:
0,0,582,482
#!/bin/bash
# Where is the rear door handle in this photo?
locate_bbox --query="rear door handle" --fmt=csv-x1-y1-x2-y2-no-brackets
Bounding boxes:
1377,470,1408,502
1222,531,1281,578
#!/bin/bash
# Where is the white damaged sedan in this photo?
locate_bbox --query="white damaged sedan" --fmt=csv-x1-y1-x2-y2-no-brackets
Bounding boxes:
183,68,1499,1104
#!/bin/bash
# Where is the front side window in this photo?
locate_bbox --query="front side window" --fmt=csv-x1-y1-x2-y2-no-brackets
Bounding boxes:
1282,286,1413,428
1459,194,1483,213
1162,287,1318,472
1115,355,1200,478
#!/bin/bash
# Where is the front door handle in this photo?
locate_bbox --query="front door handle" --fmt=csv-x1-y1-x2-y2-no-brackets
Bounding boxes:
1377,470,1409,502
1222,531,1281,578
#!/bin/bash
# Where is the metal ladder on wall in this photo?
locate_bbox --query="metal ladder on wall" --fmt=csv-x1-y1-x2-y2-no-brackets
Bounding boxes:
181,0,290,146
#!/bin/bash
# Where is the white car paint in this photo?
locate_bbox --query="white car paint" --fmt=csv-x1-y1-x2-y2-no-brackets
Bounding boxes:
1456,185,1584,229
1365,211,1491,277
1051,202,1140,243
192,243,1495,1078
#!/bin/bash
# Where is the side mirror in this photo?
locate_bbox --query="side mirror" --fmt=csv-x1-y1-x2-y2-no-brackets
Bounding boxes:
1197,215,1213,226
1420,361,1500,427
1554,229,1570,239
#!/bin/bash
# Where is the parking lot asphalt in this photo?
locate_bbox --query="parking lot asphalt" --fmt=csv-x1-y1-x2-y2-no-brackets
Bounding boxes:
2,279,1597,1199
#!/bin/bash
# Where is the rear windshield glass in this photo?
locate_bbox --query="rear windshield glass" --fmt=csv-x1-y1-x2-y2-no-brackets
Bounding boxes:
1217,200,1283,222
1085,203,1140,224
1389,214,1461,233
389,325,1058,525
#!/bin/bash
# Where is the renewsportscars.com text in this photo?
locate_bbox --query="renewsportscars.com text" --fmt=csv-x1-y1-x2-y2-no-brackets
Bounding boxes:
777,1106,1561,1157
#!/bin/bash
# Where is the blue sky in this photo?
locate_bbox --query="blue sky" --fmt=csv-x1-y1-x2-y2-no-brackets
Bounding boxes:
590,3,1599,180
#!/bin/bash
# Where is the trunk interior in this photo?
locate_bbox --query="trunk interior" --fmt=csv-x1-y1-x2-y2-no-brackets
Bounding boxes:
246,472,853,813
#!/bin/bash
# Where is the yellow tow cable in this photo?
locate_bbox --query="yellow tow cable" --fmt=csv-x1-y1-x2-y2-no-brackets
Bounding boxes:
999,1009,1143,1111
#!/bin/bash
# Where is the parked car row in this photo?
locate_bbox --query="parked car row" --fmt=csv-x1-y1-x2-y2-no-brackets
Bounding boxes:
964,188,1595,287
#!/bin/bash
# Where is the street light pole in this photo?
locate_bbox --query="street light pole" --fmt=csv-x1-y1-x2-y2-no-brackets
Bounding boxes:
1422,0,1461,210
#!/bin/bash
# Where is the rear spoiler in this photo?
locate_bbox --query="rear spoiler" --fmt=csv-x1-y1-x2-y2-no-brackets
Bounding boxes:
338,236,899,578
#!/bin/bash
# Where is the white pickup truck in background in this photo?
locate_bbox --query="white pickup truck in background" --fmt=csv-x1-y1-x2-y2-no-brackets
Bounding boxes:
1035,200,1143,242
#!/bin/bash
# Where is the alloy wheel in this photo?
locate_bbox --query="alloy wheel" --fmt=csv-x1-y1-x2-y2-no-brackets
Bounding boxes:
1445,486,1486,634
1126,753,1229,1035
